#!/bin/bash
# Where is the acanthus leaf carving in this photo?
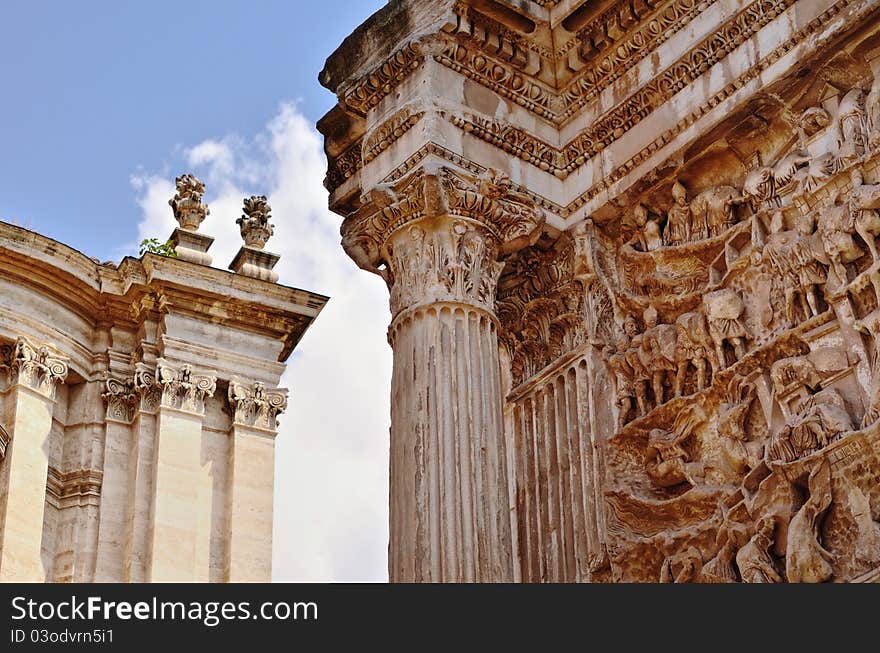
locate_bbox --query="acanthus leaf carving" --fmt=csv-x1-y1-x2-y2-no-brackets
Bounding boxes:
228,378,288,431
154,359,217,415
102,375,138,423
341,164,545,317
1,337,69,398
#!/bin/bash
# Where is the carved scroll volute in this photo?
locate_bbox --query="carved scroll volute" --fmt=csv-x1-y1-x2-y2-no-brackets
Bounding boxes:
341,164,545,317
1,337,69,399
228,377,289,431
154,358,217,415
133,362,161,413
102,376,139,423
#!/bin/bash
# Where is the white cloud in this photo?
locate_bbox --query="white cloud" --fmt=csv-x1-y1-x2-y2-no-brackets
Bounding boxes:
131,102,391,582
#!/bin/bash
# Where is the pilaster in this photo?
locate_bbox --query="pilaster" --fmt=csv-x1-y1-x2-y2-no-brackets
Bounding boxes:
0,337,68,581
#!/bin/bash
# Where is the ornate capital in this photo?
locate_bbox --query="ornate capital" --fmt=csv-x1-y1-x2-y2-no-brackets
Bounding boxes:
227,378,288,431
155,359,217,414
341,165,545,316
133,362,161,414
1,337,69,398
102,376,138,423
169,173,209,231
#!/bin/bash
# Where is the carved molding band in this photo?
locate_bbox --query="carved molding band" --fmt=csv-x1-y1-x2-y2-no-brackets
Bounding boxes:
46,467,102,508
342,42,424,116
228,378,288,431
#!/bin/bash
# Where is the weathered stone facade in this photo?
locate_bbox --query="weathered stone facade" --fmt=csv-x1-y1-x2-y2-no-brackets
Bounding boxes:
0,178,327,582
320,0,880,582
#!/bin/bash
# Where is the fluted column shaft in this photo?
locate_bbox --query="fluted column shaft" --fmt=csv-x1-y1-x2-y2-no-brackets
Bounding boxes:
0,338,68,581
384,211,514,582
342,164,545,582
389,301,512,581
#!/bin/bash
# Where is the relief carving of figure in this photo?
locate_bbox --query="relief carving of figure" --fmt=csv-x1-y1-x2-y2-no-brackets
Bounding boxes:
664,180,692,246
659,546,703,583
818,191,863,288
867,74,880,147
770,388,853,462
690,185,742,238
645,406,704,488
848,168,880,264
762,211,826,324
623,316,650,417
640,306,676,406
603,336,636,430
673,311,715,397
736,516,783,583
786,460,834,583
702,527,745,583
703,289,749,368
741,164,778,211
837,87,868,168
626,204,663,252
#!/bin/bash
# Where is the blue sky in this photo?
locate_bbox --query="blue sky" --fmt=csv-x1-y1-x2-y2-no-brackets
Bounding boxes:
1,0,382,259
1,1,393,582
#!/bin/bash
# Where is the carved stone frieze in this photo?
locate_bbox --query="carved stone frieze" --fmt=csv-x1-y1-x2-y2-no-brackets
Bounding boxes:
341,41,424,116
322,0,880,584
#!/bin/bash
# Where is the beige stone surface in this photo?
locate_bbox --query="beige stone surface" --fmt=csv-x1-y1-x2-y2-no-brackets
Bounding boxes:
0,177,327,583
321,0,880,582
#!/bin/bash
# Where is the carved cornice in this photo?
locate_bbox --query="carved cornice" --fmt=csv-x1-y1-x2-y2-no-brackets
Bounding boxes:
102,376,139,423
228,377,288,431
327,0,861,208
434,40,559,120
363,108,425,164
46,467,102,507
342,41,424,116
566,0,863,212
559,0,710,121
350,0,866,220
154,358,217,415
0,337,69,399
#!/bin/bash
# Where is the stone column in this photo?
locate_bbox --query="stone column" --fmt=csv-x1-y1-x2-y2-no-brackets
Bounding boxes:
0,337,68,581
225,378,286,582
146,359,216,582
94,376,138,581
342,164,544,581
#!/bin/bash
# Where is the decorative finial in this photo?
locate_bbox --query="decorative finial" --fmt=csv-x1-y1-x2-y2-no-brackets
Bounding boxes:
237,195,274,249
169,173,209,231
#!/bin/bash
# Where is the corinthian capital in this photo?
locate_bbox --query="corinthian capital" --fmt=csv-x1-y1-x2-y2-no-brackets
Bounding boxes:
341,165,545,316
1,337,69,398
228,378,288,431
155,358,217,414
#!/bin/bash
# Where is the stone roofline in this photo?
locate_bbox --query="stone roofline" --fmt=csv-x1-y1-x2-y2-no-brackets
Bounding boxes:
0,219,328,367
